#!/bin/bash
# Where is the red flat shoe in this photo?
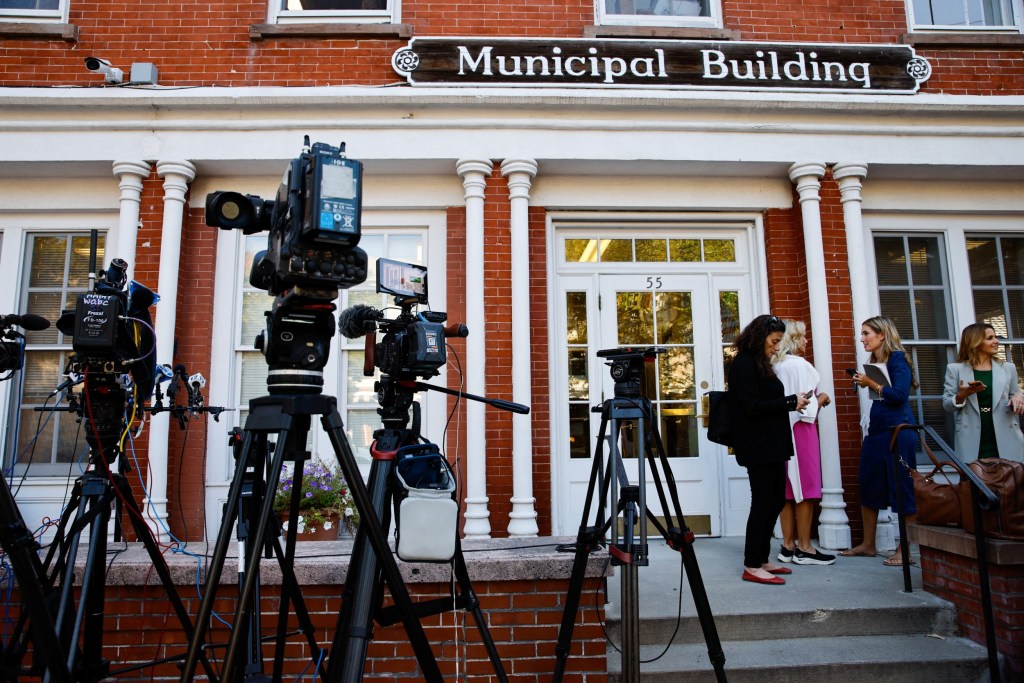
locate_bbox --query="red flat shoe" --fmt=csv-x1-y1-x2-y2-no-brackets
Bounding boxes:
742,569,785,585
766,566,792,575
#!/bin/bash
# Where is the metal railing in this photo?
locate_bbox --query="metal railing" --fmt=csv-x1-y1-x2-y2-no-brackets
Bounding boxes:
889,423,1001,683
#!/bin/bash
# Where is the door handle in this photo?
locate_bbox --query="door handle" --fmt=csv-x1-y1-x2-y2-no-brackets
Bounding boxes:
697,393,711,428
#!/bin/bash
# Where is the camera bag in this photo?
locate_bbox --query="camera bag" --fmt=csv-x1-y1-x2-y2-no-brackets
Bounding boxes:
392,443,458,563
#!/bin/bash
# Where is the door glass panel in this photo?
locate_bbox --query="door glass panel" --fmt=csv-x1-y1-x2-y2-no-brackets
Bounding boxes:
569,404,591,459
661,405,697,457
636,239,667,262
568,349,589,400
567,291,591,458
720,290,739,388
669,239,701,262
656,291,693,343
704,239,735,262
658,348,694,400
566,291,588,343
565,239,597,262
616,291,654,344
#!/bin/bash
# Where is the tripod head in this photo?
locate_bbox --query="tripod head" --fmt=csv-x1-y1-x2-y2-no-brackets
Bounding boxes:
597,346,666,399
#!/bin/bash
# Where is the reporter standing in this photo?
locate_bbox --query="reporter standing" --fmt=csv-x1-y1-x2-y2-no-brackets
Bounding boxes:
728,314,810,585
942,322,1024,463
840,316,918,566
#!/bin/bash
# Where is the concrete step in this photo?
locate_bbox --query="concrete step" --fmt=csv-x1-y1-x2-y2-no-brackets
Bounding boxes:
607,633,991,682
605,603,958,643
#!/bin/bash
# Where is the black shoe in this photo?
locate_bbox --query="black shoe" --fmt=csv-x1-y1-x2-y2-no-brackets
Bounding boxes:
777,545,795,563
793,547,836,565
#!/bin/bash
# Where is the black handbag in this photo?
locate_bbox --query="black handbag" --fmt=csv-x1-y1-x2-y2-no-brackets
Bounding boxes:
705,390,733,447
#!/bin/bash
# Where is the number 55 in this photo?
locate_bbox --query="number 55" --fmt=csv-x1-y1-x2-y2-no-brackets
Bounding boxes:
645,276,662,289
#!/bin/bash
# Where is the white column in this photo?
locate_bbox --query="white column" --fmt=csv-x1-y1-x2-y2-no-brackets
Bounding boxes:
146,160,196,537
501,158,539,538
457,158,492,538
788,162,851,550
833,162,895,551
111,161,151,279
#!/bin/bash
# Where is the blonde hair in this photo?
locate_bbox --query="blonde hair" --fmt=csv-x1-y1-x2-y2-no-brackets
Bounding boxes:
862,315,919,389
772,319,806,365
956,323,998,367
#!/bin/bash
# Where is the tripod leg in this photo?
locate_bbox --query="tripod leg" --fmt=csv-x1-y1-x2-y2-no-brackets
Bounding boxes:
180,426,262,682
321,411,443,683
674,532,727,682
451,539,509,683
0,474,72,683
113,476,216,679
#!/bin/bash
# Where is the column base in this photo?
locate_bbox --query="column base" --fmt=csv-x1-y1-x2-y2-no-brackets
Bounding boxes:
507,497,539,538
817,523,852,551
463,496,491,538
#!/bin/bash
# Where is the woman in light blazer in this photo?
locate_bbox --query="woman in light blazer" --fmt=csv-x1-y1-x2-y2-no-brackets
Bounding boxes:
942,323,1024,463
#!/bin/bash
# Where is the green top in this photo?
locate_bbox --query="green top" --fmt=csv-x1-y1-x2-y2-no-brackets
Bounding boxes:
974,369,999,459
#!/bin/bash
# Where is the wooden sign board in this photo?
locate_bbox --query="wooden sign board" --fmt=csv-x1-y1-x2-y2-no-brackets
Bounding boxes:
392,38,932,94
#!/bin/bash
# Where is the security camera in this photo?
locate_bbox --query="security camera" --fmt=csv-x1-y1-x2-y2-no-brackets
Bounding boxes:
84,56,123,84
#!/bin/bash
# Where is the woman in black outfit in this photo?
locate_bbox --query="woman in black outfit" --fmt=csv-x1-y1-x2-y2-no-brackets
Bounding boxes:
728,314,810,585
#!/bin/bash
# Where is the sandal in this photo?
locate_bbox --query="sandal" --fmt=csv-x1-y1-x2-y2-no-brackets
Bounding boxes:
883,555,915,567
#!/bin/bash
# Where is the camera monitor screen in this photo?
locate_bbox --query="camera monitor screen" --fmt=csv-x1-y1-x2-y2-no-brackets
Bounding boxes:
377,258,428,304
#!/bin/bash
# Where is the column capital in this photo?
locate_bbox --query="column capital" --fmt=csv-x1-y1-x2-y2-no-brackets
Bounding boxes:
501,158,537,201
833,162,869,204
112,160,152,181
500,158,538,178
789,162,826,203
156,160,196,183
832,161,868,182
457,158,492,201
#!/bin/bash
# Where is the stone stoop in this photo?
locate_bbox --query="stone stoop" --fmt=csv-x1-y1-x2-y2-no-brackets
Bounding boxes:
605,604,990,682
602,538,991,682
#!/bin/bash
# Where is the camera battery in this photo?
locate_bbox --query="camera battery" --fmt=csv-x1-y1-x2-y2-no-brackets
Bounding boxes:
73,293,120,353
408,321,446,371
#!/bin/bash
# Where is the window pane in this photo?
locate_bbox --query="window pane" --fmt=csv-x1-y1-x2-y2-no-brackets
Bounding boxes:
704,239,735,262
21,351,62,402
240,354,269,404
658,348,694,401
0,0,61,8
669,239,700,262
388,234,423,264
1008,290,1024,338
912,345,950,395
69,236,100,289
914,290,951,339
28,236,67,288
967,237,1000,286
874,237,908,286
656,291,693,344
566,292,588,344
973,290,1008,336
565,238,597,263
879,290,913,336
569,404,590,459
568,349,589,400
346,351,377,404
636,239,666,262
344,409,378,460
616,291,654,344
1000,237,1024,286
25,292,62,345
241,293,270,347
661,406,697,458
907,237,943,285
600,239,632,262
719,291,740,344
605,0,708,17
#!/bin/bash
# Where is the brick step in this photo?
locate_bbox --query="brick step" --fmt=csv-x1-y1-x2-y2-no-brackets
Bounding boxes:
607,633,990,682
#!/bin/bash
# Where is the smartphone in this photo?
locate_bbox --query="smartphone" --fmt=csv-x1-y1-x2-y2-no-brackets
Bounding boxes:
803,390,814,399
845,368,857,377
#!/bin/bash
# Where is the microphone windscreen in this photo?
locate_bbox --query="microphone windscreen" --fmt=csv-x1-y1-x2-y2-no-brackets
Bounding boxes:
17,314,51,331
338,304,379,339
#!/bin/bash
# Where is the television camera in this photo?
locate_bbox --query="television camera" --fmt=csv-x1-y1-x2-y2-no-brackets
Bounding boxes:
205,137,368,392
55,256,158,461
0,313,51,378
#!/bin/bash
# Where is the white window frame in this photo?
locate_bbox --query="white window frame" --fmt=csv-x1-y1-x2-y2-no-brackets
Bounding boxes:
0,0,69,24
596,0,722,29
906,0,1024,32
206,208,446,534
268,0,398,25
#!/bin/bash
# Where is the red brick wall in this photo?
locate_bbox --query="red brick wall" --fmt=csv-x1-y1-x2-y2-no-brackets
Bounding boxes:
0,1,1020,94
10,575,608,682
921,546,1024,681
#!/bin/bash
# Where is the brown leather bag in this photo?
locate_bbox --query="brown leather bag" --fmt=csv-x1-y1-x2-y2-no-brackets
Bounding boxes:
899,431,961,528
958,458,1024,541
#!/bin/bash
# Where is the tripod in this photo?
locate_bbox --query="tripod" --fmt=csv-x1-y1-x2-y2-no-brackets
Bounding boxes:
325,375,523,682
553,348,727,683
0,407,214,682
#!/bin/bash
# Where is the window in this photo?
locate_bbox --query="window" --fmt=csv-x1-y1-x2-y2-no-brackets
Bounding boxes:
966,234,1024,376
873,234,956,445
598,0,719,27
271,0,396,25
8,233,103,476
0,0,68,23
908,0,1022,31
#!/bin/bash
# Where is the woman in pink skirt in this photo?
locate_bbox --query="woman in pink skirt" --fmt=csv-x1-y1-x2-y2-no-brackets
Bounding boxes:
771,320,836,566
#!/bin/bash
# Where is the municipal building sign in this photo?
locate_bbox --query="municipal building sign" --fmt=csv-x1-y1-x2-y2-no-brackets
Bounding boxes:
392,38,932,94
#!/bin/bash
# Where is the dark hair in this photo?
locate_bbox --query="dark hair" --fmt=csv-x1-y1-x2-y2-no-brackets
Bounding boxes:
734,314,787,377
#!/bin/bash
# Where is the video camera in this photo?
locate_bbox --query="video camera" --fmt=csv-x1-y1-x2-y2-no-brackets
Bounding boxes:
0,314,50,378
55,256,159,459
337,258,467,382
206,137,369,392
597,346,665,399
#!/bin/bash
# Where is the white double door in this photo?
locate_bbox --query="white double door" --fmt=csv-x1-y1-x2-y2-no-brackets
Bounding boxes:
554,272,753,537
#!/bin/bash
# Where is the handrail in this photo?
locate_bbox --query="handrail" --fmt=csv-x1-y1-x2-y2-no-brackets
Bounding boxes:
888,423,1001,683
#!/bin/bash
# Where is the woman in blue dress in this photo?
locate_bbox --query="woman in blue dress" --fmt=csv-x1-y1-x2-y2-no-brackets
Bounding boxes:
839,316,918,566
